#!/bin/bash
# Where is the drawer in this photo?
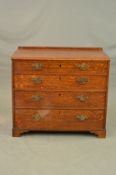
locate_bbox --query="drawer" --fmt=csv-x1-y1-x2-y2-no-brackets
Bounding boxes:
13,60,108,75
15,91,106,109
14,109,105,130
14,75,107,91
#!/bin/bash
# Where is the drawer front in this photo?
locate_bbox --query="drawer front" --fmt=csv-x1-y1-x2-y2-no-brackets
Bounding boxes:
13,60,108,75
14,109,105,130
15,91,106,109
14,75,107,91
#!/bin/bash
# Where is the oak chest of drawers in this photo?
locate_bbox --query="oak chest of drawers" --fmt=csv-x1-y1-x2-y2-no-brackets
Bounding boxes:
12,46,110,137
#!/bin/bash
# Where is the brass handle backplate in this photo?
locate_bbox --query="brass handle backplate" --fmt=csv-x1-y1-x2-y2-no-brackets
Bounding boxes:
77,77,88,85
77,63,89,71
31,95,42,101
32,63,43,70
76,114,88,121
32,77,42,84
76,95,88,102
32,113,41,121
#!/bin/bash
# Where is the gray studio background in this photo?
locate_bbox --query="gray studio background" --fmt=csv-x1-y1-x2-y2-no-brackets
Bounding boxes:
0,0,116,174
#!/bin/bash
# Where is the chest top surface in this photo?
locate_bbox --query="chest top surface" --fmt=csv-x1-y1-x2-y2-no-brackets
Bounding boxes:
12,46,110,61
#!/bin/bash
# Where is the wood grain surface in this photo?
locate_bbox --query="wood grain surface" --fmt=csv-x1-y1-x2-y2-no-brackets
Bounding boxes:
13,60,108,75
14,75,107,91
12,46,110,137
14,91,106,109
